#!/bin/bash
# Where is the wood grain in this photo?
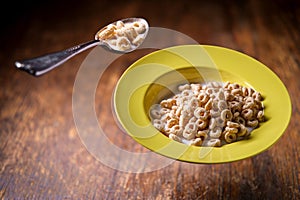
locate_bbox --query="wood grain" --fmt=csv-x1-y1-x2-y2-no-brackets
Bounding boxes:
1,0,299,199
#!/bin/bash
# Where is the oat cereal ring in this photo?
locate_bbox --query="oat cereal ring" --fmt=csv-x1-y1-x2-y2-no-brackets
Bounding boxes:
227,121,240,128
257,110,264,122
228,83,240,90
216,117,225,127
218,100,228,111
204,99,213,111
133,22,147,34
252,91,262,101
195,119,208,130
247,119,259,128
210,127,222,138
198,93,210,105
224,131,237,143
205,87,214,95
231,88,243,96
225,91,235,101
152,119,164,131
234,116,246,126
224,81,230,88
169,133,183,143
160,99,175,109
191,83,202,92
159,107,169,115
237,124,248,137
182,89,193,97
132,35,144,46
194,107,209,120
241,108,254,120
189,98,200,108
116,36,131,51
209,117,217,129
170,125,183,136
124,27,138,42
211,110,221,118
179,113,189,127
243,101,256,110
224,126,239,134
178,84,191,91
220,109,233,121
196,130,208,140
233,112,240,118
205,139,221,147
183,125,197,140
229,101,242,113
166,118,178,129
242,86,255,97
150,109,161,119
189,138,202,146
217,90,226,100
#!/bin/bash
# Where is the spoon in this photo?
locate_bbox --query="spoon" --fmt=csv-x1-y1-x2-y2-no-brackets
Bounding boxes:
15,18,149,76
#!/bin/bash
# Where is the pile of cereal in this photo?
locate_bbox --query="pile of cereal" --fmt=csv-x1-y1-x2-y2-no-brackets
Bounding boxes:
96,20,147,51
150,81,264,147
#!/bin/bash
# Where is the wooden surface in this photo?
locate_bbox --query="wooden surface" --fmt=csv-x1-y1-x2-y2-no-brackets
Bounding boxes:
1,0,300,199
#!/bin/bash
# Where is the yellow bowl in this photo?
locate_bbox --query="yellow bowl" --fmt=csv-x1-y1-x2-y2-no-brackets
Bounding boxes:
114,45,291,163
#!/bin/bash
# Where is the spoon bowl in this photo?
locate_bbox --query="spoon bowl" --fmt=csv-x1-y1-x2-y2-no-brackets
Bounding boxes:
15,18,149,76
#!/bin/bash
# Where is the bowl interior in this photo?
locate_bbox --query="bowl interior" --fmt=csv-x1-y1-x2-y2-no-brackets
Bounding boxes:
114,45,291,163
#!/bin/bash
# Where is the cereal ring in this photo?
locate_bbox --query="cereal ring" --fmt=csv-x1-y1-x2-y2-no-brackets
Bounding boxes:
243,101,256,110
217,90,226,100
205,139,221,147
152,119,164,131
196,130,208,140
195,119,208,130
166,118,178,128
211,110,221,118
204,99,213,111
252,92,262,101
150,109,161,119
191,83,202,92
220,109,233,121
229,101,242,113
170,125,183,136
124,27,138,42
257,110,264,122
225,93,235,101
224,126,238,134
210,127,222,138
133,22,146,34
234,116,246,126
178,84,191,91
198,93,210,105
169,133,183,143
224,131,237,143
242,86,254,97
189,98,200,108
194,107,209,120
227,121,240,128
218,100,228,111
231,88,242,96
237,124,248,137
189,138,202,146
116,36,131,51
241,108,254,120
247,119,259,128
183,123,197,140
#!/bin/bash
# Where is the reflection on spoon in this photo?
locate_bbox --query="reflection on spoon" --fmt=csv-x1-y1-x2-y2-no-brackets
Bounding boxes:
15,18,149,76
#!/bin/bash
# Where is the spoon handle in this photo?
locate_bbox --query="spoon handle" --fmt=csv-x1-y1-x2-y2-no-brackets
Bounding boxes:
15,40,100,76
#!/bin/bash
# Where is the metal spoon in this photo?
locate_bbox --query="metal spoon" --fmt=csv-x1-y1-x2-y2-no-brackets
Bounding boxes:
15,18,149,76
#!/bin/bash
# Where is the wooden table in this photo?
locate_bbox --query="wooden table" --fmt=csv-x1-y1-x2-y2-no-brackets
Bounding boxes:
1,0,299,199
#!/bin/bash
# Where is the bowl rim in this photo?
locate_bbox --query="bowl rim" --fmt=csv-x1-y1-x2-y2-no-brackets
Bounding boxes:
113,44,292,163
